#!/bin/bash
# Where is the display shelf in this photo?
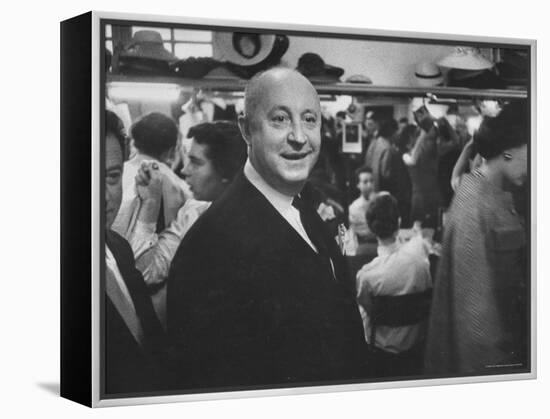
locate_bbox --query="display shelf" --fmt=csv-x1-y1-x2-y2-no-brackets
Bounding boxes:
106,73,528,99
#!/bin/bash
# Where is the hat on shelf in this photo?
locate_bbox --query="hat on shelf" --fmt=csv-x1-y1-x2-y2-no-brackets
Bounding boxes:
118,30,177,75
437,46,494,70
120,30,177,62
345,74,373,84
413,62,444,87
171,57,226,79
213,32,288,67
495,49,528,87
296,53,344,83
446,68,506,89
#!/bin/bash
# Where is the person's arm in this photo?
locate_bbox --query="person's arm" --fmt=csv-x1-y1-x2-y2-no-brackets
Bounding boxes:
127,161,163,261
135,200,210,285
403,128,431,166
451,138,476,192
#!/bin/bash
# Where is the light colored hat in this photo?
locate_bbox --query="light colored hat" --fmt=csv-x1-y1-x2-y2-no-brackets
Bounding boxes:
437,47,494,70
413,62,444,87
213,32,278,66
121,30,177,62
345,74,373,84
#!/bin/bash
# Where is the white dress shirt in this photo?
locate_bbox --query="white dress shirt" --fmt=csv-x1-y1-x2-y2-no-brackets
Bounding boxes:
105,245,134,305
356,235,432,354
130,199,211,285
244,159,318,253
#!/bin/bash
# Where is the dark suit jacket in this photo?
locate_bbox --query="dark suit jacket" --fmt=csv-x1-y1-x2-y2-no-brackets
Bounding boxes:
105,229,165,395
167,172,369,390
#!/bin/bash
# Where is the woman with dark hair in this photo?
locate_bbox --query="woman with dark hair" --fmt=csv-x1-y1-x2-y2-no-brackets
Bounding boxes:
425,100,529,375
130,120,248,326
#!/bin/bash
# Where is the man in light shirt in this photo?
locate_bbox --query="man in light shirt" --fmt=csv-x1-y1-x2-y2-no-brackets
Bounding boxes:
167,67,369,390
348,165,377,255
356,193,432,377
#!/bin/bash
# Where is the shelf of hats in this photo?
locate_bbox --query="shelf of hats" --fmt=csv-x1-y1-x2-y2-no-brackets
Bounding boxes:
106,26,527,124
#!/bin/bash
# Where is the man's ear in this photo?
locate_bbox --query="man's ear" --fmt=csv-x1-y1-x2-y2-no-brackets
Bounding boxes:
238,114,251,146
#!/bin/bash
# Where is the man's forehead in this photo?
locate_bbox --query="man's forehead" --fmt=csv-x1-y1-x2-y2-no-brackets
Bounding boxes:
261,75,318,107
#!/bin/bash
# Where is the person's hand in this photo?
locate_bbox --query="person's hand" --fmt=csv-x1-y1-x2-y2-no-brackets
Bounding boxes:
135,161,162,203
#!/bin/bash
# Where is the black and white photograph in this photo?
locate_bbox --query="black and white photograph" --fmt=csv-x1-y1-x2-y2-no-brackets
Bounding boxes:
85,12,535,403
51,3,544,413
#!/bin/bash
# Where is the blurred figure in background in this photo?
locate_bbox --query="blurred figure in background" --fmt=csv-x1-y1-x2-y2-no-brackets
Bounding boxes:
402,124,441,228
365,118,412,228
348,166,377,254
435,117,462,209
397,117,409,135
363,110,381,153
112,112,191,245
131,121,247,326
425,101,529,375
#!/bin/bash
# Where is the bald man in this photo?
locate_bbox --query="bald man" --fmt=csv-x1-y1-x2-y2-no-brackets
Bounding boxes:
167,68,369,390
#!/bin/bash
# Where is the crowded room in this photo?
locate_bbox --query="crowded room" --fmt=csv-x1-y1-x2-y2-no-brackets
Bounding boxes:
102,21,530,394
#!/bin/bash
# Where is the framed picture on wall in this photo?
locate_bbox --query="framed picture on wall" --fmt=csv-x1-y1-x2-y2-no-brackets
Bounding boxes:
342,121,363,154
61,10,536,407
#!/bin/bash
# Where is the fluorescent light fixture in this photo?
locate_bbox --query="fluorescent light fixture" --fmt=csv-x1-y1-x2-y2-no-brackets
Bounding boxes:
107,82,182,102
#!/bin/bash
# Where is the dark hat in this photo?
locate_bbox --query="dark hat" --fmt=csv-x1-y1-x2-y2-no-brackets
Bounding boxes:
296,53,344,83
120,30,177,62
447,68,506,89
118,30,177,75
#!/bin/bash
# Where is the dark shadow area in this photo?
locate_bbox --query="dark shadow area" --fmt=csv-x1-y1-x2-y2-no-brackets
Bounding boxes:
37,382,60,396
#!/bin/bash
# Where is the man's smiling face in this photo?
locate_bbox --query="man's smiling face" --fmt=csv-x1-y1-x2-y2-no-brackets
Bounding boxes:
242,69,321,197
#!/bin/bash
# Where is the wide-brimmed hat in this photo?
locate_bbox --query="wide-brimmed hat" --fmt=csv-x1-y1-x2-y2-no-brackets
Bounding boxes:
120,30,177,62
437,47,494,70
296,53,344,83
213,32,288,67
413,62,444,87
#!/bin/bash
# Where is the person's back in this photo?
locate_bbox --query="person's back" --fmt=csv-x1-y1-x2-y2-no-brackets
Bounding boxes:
425,171,526,374
425,101,529,375
357,234,432,353
356,193,432,376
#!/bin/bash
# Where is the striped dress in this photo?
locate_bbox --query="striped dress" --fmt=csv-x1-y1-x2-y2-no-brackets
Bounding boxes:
424,170,528,375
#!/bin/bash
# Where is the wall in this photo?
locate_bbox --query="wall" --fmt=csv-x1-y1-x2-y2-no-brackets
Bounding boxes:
277,36,454,87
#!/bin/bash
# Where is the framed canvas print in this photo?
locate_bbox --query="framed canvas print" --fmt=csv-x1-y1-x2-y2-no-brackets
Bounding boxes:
60,10,536,407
